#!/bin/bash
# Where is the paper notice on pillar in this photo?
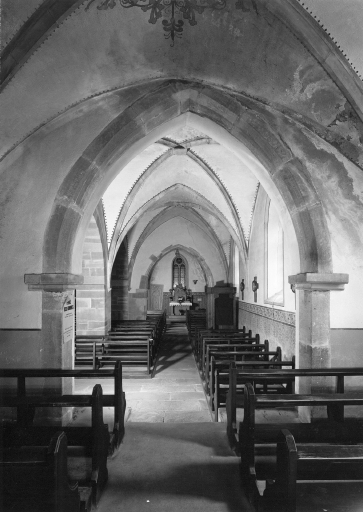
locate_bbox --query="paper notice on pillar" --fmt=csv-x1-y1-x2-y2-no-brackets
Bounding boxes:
63,292,75,344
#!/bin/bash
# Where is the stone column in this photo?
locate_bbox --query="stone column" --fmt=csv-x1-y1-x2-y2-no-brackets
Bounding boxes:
24,273,83,423
288,273,348,420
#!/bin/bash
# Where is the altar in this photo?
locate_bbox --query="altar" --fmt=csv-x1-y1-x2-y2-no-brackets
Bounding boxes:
169,301,192,316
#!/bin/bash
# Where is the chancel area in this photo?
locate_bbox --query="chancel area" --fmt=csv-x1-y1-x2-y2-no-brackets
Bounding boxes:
1,0,363,510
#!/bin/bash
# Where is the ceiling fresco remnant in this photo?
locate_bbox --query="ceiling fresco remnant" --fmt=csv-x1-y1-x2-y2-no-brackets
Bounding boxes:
86,0,230,45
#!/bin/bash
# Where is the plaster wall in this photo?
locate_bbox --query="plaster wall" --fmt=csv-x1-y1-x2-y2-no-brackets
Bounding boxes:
150,251,207,292
286,131,363,328
331,329,363,405
0,330,42,368
239,186,298,358
0,90,144,329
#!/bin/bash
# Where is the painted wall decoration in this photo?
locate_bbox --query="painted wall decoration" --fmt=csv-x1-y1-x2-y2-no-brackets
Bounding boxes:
85,0,243,45
239,301,295,358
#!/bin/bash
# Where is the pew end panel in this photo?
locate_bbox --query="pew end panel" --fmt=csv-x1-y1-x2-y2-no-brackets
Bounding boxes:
0,430,92,512
263,428,363,512
1,384,109,508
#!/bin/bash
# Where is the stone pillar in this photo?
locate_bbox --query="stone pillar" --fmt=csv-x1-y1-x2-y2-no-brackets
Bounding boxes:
24,273,83,423
288,273,348,420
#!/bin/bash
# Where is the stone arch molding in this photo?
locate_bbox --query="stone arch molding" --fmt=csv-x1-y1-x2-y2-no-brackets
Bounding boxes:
44,81,332,278
144,245,214,288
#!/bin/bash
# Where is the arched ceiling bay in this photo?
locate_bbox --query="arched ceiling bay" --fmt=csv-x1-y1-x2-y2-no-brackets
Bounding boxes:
2,0,363,161
122,155,238,232
102,126,259,272
130,216,228,291
128,206,229,274
126,206,231,265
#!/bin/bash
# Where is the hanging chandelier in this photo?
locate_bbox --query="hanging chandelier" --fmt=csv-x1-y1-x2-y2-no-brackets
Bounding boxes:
86,0,229,45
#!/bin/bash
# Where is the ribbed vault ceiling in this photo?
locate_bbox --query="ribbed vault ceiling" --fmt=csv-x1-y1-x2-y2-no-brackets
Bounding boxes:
102,126,259,267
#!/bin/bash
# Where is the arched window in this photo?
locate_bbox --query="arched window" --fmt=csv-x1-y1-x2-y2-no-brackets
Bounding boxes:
265,200,284,305
172,250,187,288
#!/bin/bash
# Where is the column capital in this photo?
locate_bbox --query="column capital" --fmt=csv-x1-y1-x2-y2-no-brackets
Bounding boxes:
288,273,349,291
24,273,84,291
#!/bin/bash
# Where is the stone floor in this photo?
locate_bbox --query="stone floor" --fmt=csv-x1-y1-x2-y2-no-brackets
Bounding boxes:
72,318,363,511
74,317,212,424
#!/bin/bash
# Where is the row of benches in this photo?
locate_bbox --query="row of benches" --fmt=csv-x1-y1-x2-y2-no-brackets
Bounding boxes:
187,315,363,510
187,315,294,421
234,371,363,510
218,353,363,510
75,312,166,376
0,363,126,511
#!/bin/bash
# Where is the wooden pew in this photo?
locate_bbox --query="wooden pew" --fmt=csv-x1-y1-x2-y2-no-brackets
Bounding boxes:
0,430,92,512
0,363,126,455
240,382,363,506
208,346,282,398
102,332,153,376
114,313,166,348
195,329,253,361
267,428,363,512
195,329,256,367
74,334,105,369
213,356,293,421
200,336,265,375
105,316,167,374
186,310,207,346
203,341,271,392
1,384,109,508
227,366,363,450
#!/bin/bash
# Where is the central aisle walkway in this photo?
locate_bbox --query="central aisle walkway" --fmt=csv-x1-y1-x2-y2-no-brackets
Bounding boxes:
124,318,211,422
89,318,253,511
73,317,212,424
97,421,252,512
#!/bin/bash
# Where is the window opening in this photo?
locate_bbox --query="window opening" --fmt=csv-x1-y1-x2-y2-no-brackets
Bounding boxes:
265,200,284,306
